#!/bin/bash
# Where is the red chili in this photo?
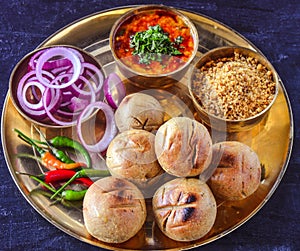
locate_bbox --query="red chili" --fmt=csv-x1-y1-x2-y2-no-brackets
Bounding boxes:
44,170,93,186
43,169,76,183
72,177,94,187
18,170,94,188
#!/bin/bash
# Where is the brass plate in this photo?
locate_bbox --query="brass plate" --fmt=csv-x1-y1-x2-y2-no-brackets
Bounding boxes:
1,6,293,250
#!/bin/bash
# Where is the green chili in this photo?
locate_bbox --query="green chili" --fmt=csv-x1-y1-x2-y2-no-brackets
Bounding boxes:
61,189,87,201
49,146,75,164
49,136,92,168
30,188,85,209
32,126,75,164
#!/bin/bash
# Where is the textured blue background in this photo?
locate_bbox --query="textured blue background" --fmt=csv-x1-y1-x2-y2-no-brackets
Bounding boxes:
0,1,299,250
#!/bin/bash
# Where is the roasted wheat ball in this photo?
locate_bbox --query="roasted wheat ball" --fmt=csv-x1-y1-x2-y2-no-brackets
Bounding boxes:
106,129,164,188
115,93,164,132
155,117,212,177
83,176,146,243
152,178,217,241
208,141,261,201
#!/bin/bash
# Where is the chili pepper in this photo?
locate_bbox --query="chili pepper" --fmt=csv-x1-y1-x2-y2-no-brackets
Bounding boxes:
30,188,82,209
25,173,87,200
17,170,94,190
51,168,110,199
48,136,92,168
73,177,94,187
14,129,86,170
50,147,75,164
29,177,87,208
31,187,85,208
44,169,76,183
17,146,74,165
61,189,87,201
31,176,87,200
42,151,86,170
40,170,94,187
32,126,76,164
17,169,76,183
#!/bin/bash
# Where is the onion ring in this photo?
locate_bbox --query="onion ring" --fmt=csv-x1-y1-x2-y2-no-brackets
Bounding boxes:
43,78,96,126
103,73,126,109
36,47,81,89
16,70,55,119
77,101,118,153
22,80,45,111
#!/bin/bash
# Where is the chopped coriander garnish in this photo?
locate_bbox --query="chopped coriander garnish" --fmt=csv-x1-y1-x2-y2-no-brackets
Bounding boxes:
129,25,184,65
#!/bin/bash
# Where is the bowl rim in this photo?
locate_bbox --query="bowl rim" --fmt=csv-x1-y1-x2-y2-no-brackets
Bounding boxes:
109,4,199,78
188,45,280,124
9,44,105,129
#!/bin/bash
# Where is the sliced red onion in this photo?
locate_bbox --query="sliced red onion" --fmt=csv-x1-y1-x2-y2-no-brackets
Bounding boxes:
29,49,73,73
77,101,118,153
30,77,44,101
36,47,81,89
65,75,97,99
17,95,48,120
16,70,55,119
42,87,66,125
68,48,85,63
17,71,37,104
81,62,104,95
28,49,45,70
68,96,90,112
56,109,79,119
42,78,96,126
18,85,60,120
103,73,126,109
60,91,74,104
22,81,45,111
51,65,72,76
50,73,73,90
17,70,38,87
16,46,106,126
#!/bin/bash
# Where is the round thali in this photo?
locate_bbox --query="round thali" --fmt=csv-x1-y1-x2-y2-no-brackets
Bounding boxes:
1,5,293,251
